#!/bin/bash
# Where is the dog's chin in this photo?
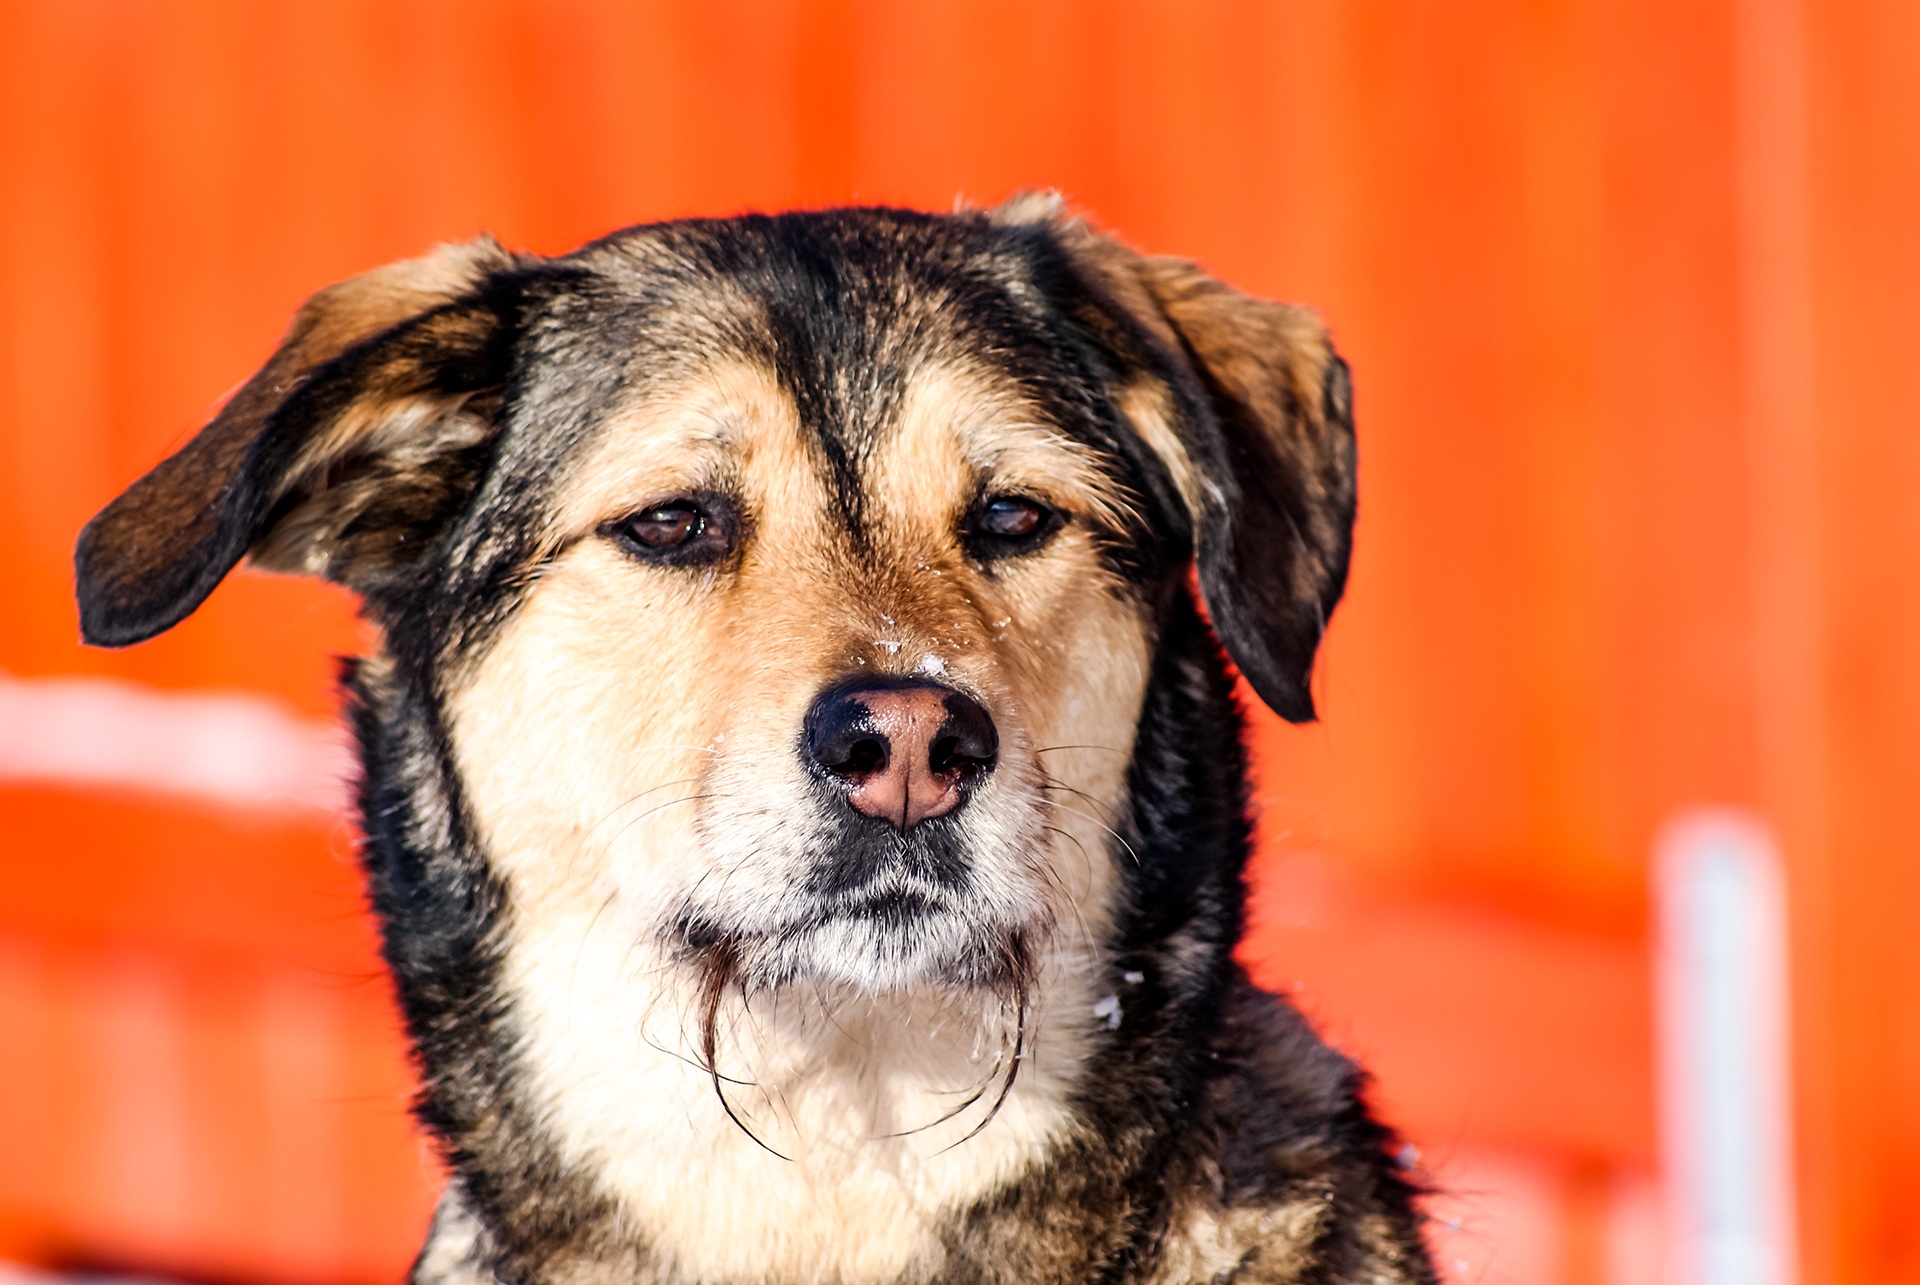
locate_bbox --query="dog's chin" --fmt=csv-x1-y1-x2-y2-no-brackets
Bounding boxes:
760,910,1029,993
678,896,1041,998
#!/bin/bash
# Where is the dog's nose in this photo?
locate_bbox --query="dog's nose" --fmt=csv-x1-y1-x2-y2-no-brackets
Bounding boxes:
803,679,998,829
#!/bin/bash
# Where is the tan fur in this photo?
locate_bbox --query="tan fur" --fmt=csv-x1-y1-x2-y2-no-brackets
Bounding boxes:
1115,377,1206,520
1149,1198,1329,1285
283,237,513,372
446,356,1154,1285
1040,209,1344,564
1129,257,1335,451
251,391,496,577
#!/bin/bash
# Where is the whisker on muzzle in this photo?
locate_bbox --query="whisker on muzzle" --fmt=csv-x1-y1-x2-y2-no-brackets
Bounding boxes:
693,938,794,1162
590,780,718,839
1035,824,1100,958
605,790,732,848
1038,776,1142,869
939,942,1034,1153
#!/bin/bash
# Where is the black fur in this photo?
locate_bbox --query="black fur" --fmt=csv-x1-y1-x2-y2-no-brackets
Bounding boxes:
76,206,1431,1284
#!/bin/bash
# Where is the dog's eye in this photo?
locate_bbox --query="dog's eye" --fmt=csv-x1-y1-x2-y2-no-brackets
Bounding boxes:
979,497,1043,538
604,497,735,565
965,495,1061,560
630,504,702,547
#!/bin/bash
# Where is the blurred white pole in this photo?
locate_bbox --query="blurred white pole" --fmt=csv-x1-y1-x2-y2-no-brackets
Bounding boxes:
1656,809,1797,1285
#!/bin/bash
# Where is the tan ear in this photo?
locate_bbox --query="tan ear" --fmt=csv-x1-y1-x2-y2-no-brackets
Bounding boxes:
1003,198,1356,723
75,237,519,647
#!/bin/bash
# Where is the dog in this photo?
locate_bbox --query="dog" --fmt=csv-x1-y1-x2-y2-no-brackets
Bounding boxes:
75,195,1434,1285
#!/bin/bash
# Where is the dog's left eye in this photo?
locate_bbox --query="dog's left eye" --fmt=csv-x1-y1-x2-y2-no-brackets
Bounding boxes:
604,497,735,565
965,495,1061,559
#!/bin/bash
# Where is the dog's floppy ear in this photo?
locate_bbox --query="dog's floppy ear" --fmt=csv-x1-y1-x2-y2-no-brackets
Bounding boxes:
1007,198,1356,723
76,237,520,647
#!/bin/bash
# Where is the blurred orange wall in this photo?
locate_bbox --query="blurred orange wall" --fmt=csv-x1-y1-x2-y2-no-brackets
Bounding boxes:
2,2,1916,1283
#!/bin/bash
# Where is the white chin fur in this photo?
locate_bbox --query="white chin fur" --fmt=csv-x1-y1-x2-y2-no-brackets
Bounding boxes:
722,905,1046,994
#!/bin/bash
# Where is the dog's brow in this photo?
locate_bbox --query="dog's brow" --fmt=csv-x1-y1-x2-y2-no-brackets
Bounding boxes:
548,361,801,535
870,362,1137,532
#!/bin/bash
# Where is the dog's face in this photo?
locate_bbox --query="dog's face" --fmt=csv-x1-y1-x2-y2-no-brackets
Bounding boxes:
453,349,1151,1002
77,202,1352,1007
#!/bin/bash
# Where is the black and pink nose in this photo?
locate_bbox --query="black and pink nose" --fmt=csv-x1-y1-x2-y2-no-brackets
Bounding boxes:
803,679,998,829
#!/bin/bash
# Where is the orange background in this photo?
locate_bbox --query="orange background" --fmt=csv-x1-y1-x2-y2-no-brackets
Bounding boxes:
2,1,1916,1282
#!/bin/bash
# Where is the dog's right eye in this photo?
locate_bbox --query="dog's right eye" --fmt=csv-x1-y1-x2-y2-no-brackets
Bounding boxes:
603,497,735,566
962,494,1062,563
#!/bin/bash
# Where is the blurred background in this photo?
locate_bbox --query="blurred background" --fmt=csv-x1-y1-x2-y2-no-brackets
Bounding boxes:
2,1,1916,1282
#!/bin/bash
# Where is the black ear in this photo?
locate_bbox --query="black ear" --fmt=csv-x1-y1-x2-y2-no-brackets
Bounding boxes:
1010,199,1356,723
75,237,520,647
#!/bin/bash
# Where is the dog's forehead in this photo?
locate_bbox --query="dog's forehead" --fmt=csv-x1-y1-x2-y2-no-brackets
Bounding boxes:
621,216,1039,368
522,212,1122,530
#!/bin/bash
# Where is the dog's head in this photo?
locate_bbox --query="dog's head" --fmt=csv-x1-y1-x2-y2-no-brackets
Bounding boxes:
76,200,1353,1013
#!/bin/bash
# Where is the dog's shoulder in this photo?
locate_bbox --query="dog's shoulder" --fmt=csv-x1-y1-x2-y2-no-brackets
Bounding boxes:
1202,971,1376,1184
1148,972,1433,1284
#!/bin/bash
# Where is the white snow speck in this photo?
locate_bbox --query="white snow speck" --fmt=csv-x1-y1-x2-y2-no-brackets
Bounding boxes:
917,653,948,677
1122,970,1145,986
1092,994,1122,1030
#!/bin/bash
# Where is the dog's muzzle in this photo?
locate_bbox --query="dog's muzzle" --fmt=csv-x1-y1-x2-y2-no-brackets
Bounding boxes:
670,676,1030,994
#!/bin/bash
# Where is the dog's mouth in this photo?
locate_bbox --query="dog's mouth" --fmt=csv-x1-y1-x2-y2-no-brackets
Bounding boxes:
671,893,1035,995
834,882,942,924
668,841,1046,997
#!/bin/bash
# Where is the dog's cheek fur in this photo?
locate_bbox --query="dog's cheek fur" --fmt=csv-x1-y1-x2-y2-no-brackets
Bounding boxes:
346,650,643,1285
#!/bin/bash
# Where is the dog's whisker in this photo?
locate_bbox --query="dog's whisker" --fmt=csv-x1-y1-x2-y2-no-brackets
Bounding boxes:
940,960,1031,1153
560,779,710,889
605,791,731,847
809,977,865,1050
1035,826,1100,960
1039,790,1143,869
878,982,1030,1141
695,939,792,1162
877,1071,1001,1139
636,1028,760,1087
566,886,624,1038
586,776,707,839
1034,771,1122,818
